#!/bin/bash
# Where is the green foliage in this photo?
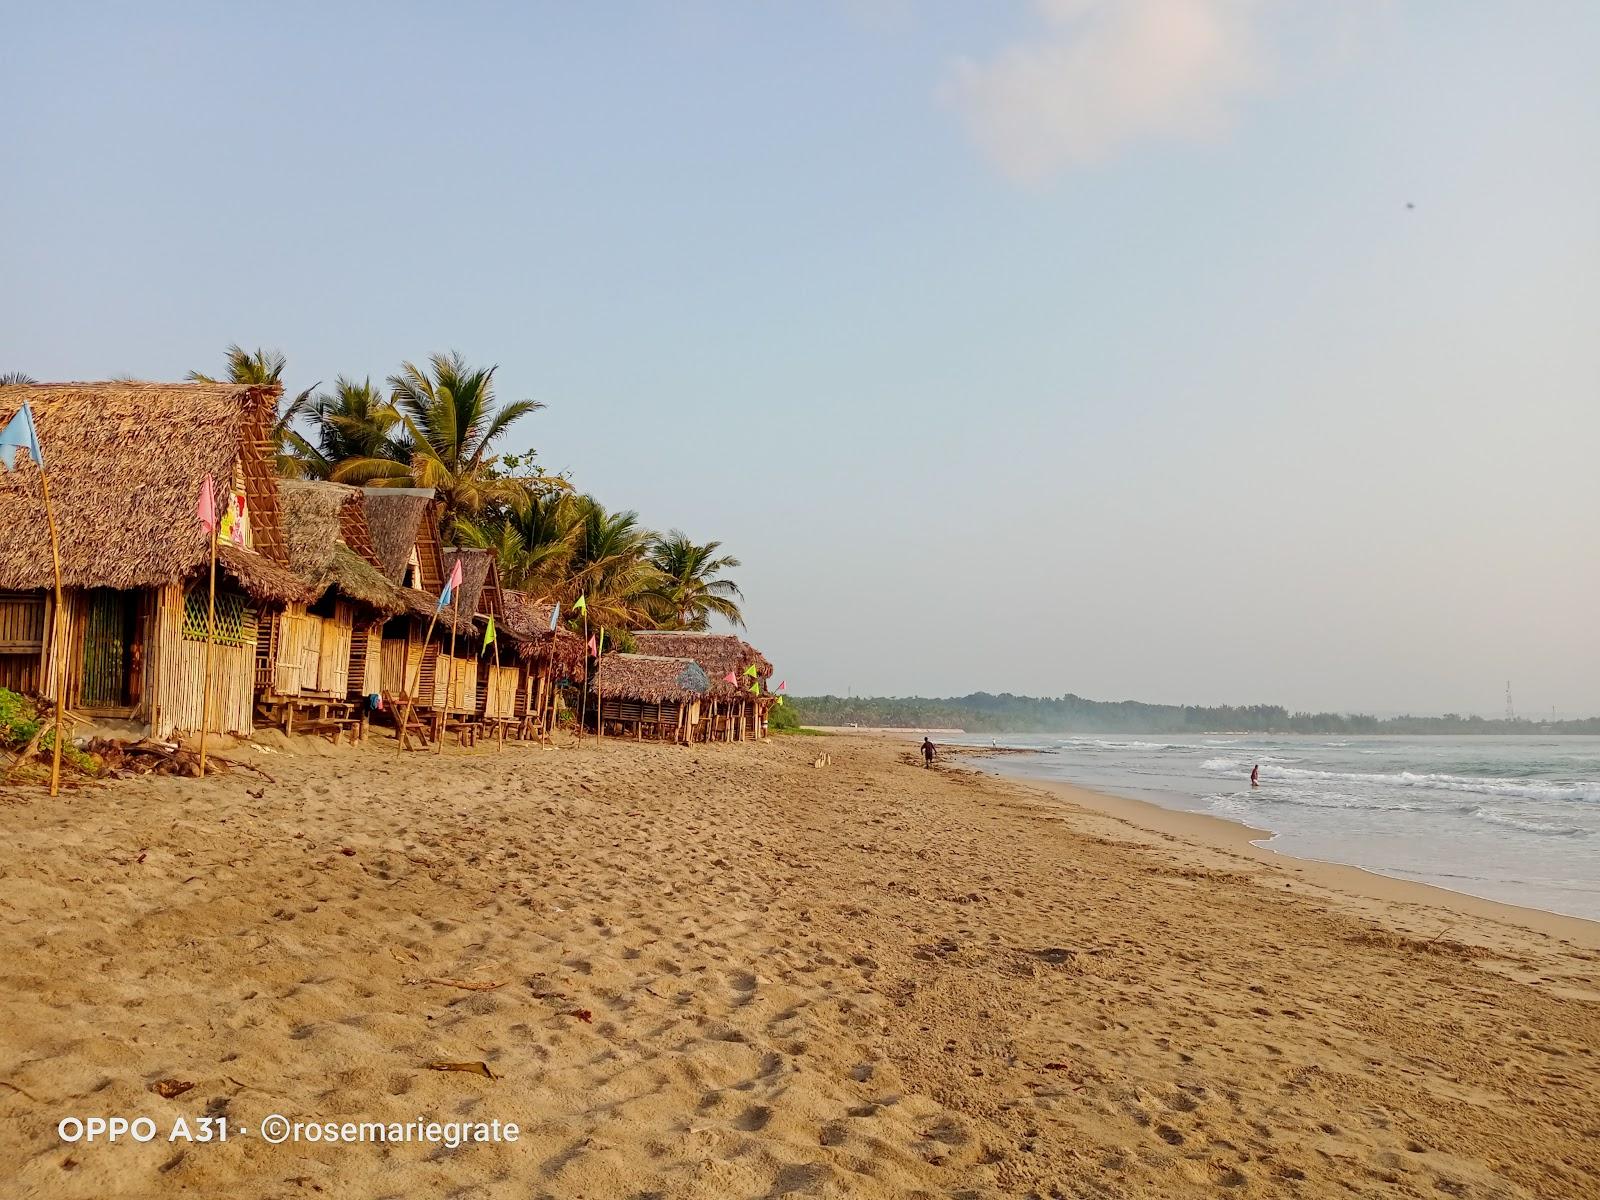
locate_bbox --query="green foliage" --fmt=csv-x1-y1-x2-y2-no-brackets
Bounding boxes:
0,687,41,745
645,532,744,630
787,693,1600,736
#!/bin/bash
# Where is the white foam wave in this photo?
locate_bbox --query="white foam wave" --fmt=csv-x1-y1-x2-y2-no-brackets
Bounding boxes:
1474,808,1588,837
1201,759,1600,804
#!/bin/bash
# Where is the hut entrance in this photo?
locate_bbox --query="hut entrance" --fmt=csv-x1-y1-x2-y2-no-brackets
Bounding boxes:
80,589,141,712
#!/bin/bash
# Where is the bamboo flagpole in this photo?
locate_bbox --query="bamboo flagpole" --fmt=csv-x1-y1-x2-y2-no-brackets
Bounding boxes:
439,587,460,755
574,594,589,738
3,400,66,795
396,606,442,754
486,613,501,751
594,628,605,746
197,475,220,776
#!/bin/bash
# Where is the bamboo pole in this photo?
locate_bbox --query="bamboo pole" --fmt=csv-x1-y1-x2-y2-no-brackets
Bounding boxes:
491,624,502,751
395,612,441,753
595,628,603,746
37,470,66,796
438,590,460,755
198,522,219,776
578,608,589,739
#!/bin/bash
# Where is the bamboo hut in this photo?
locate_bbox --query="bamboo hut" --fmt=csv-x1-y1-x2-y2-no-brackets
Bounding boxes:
261,481,421,738
0,381,306,739
501,590,586,738
630,632,774,741
359,488,477,732
592,653,709,743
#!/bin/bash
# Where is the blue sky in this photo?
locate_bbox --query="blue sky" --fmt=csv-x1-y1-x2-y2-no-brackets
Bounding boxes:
4,2,1597,714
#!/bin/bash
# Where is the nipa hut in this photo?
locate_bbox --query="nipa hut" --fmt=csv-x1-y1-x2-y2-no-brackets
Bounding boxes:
0,381,305,739
261,480,421,738
592,653,710,743
630,631,774,741
359,488,478,732
501,591,585,739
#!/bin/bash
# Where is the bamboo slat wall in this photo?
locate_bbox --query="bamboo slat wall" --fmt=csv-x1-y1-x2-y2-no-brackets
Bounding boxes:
430,656,477,713
351,625,382,698
0,591,45,693
382,638,408,698
484,665,519,719
150,583,255,737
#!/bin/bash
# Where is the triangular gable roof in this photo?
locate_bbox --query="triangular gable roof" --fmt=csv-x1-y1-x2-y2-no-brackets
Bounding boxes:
0,381,301,601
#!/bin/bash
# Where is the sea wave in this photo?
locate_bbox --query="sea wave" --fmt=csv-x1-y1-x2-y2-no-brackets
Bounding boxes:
1473,808,1589,837
1200,758,1600,803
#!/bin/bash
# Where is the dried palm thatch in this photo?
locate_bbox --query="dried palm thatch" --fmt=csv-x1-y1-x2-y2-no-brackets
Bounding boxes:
0,381,303,602
502,590,586,680
594,654,709,704
279,480,415,615
441,548,494,617
361,488,437,583
631,631,772,698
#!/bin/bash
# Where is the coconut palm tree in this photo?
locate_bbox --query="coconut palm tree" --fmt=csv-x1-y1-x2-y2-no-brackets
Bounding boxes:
457,486,582,596
293,376,404,479
187,344,318,477
560,495,665,631
331,351,543,535
645,532,745,630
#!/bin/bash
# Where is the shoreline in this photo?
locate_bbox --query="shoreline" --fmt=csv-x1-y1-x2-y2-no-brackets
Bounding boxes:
970,760,1600,949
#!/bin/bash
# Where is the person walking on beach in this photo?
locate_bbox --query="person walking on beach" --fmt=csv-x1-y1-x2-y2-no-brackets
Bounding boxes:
1250,763,1260,788
921,738,936,768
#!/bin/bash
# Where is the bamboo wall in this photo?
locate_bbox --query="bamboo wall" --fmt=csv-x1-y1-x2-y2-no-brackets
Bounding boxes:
150,583,255,737
0,591,47,694
430,655,477,713
484,665,519,719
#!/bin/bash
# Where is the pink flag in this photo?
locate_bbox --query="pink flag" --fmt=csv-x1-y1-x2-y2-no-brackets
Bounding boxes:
724,671,737,684
777,680,786,692
197,474,217,533
587,635,597,655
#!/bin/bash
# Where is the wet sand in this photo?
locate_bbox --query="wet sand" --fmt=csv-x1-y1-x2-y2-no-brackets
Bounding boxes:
2,731,1597,1197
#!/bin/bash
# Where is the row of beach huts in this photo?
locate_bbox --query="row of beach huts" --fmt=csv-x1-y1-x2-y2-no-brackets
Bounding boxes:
0,381,776,750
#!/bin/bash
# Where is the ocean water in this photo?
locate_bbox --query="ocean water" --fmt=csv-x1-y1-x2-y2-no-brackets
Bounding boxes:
955,733,1600,922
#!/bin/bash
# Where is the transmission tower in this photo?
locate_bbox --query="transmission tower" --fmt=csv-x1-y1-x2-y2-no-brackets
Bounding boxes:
1504,681,1514,721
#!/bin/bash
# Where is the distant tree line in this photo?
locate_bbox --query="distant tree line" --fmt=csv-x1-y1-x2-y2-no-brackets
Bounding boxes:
789,693,1600,735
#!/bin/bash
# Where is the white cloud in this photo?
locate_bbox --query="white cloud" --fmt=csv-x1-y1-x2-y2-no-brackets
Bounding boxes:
950,0,1271,182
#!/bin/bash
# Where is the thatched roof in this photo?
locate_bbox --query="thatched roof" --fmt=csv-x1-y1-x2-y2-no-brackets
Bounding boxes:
361,488,436,583
502,590,586,680
631,632,772,698
0,381,303,602
441,548,494,617
594,654,709,704
280,481,415,615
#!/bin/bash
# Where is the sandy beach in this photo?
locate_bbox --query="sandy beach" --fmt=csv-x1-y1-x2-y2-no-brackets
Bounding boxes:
3,731,1597,1198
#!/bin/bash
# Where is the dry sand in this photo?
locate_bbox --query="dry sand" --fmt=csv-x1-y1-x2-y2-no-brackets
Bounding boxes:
1,731,1597,1198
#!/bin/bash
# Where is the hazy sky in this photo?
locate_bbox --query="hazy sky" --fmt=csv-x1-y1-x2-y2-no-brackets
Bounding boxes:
4,2,1597,715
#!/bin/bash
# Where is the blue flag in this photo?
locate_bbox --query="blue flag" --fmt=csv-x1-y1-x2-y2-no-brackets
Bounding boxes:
0,400,43,472
548,601,560,631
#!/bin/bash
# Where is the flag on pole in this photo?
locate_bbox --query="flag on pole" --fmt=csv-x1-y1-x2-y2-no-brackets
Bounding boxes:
548,601,560,630
777,680,786,692
724,671,737,684
197,474,218,533
587,635,597,655
484,615,496,647
743,664,758,678
438,557,464,608
573,594,587,614
750,682,760,695
0,400,44,471
775,695,784,706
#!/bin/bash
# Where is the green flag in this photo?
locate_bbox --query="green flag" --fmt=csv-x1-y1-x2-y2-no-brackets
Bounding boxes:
573,594,587,614
750,681,759,695
483,615,496,647
743,664,758,678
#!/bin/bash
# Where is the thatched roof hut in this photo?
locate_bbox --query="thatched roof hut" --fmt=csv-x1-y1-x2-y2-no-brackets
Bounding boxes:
0,381,304,602
502,590,586,680
631,632,772,697
440,548,499,619
279,481,415,615
358,487,473,635
593,654,710,704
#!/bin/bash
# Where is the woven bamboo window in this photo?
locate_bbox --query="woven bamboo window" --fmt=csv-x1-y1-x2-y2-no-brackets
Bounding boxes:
182,589,253,647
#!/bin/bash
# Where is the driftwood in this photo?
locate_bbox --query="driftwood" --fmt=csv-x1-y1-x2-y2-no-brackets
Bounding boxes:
81,738,224,779
425,1061,497,1080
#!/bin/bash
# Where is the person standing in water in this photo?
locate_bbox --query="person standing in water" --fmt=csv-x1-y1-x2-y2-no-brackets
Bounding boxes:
921,737,936,768
1250,763,1260,788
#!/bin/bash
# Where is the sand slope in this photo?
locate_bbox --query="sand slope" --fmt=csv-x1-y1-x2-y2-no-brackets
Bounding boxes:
1,734,1596,1198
